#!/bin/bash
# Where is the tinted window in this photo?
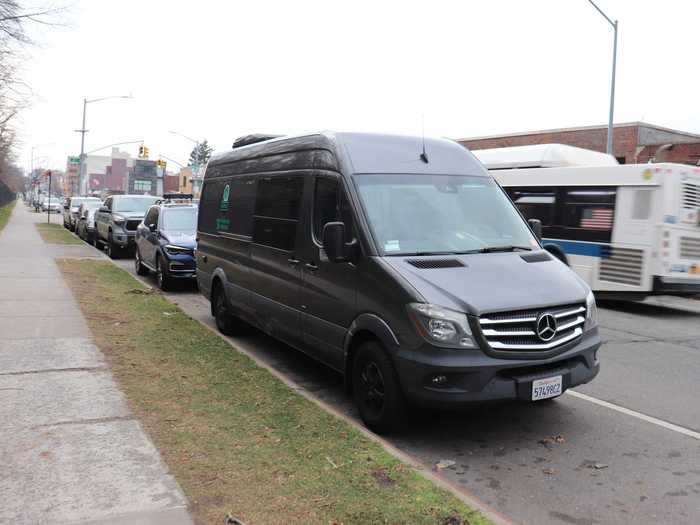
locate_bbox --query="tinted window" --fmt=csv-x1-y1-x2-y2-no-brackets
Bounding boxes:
198,179,224,234
255,176,302,219
253,175,303,251
562,189,616,231
313,177,355,243
508,188,556,226
228,177,256,236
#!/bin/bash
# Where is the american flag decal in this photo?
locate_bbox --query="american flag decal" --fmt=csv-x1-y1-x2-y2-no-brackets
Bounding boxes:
581,208,613,230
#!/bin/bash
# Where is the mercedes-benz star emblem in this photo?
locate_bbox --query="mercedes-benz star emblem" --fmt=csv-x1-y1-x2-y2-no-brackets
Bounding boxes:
536,313,557,342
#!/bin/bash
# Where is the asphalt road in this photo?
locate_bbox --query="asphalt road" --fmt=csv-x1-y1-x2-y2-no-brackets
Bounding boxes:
66,224,699,525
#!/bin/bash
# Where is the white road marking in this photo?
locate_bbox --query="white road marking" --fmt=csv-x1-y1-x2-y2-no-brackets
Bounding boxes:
567,390,700,440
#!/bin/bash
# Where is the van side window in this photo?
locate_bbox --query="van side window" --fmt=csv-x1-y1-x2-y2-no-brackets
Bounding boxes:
313,177,355,243
228,177,256,236
253,176,303,251
198,180,225,234
104,197,112,211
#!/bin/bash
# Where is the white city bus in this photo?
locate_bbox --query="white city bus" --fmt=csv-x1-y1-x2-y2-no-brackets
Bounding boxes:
473,144,700,298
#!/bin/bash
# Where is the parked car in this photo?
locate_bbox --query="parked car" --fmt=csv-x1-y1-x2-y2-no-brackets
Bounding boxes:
135,194,198,290
196,132,601,433
41,196,62,213
75,201,104,244
94,194,159,258
63,196,101,231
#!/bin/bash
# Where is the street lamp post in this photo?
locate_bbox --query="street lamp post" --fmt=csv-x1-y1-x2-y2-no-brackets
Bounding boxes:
587,0,618,156
168,130,203,197
76,95,132,195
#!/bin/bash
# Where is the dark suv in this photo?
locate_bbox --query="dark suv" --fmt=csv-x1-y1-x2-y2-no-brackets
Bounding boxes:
135,194,198,290
94,194,159,258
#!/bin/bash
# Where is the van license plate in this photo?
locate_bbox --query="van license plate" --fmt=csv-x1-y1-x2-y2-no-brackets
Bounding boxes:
532,376,562,401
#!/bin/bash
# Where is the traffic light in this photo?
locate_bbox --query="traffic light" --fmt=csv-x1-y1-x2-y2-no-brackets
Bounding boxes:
157,159,167,169
138,145,145,157
143,146,149,159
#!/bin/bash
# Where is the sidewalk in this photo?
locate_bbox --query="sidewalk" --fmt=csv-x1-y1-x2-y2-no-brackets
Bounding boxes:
0,204,192,525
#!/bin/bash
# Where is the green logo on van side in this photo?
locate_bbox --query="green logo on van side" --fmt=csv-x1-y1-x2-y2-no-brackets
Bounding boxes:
220,184,230,212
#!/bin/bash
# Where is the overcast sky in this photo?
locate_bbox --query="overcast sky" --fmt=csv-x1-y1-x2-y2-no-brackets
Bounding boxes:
17,0,700,172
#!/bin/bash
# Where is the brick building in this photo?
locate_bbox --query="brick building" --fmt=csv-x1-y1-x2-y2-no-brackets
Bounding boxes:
457,122,700,166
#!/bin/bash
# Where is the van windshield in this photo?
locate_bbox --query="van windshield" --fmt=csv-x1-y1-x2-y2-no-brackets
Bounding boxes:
355,174,538,256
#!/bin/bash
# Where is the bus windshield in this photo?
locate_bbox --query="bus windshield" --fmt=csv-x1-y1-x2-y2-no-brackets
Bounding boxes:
354,174,538,256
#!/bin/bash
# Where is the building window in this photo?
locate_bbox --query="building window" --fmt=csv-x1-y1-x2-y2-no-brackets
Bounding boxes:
615,156,626,164
183,176,187,186
134,180,152,192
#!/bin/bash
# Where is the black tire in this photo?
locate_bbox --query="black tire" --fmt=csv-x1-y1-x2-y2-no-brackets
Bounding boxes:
352,341,407,434
212,284,237,336
106,233,120,260
155,256,171,291
135,248,149,276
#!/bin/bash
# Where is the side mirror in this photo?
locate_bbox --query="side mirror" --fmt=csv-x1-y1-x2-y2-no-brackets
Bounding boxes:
528,218,542,240
148,223,157,232
63,205,69,210
322,222,357,263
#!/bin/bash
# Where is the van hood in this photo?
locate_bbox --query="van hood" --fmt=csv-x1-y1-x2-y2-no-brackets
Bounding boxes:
382,251,589,315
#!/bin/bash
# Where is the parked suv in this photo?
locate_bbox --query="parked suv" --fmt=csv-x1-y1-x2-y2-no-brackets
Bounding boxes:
94,194,159,258
135,194,198,290
196,132,601,433
63,196,101,231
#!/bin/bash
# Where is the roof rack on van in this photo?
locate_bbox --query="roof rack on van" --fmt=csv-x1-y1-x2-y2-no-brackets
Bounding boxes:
155,193,194,205
232,134,282,149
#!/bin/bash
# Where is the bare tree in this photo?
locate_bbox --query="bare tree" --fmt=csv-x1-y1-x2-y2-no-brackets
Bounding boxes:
0,1,64,194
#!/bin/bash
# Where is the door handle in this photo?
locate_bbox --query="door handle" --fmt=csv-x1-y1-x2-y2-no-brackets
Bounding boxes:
304,262,318,271
288,257,300,265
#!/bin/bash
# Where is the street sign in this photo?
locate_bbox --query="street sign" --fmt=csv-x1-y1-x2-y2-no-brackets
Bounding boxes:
68,156,80,164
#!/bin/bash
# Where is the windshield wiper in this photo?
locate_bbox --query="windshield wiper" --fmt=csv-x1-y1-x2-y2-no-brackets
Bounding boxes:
475,245,533,253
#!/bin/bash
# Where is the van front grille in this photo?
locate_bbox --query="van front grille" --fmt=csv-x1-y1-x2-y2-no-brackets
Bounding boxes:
125,220,141,231
479,303,585,351
599,246,643,286
680,237,700,259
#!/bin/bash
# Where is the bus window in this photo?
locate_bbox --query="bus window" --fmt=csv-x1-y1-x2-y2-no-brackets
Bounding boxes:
560,187,616,243
508,188,556,227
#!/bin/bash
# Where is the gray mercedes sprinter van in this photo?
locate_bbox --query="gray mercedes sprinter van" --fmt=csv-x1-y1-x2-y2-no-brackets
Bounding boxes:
196,132,601,433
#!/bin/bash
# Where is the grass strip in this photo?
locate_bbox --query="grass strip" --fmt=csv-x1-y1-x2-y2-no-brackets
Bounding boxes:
58,259,493,525
36,222,83,244
0,199,16,234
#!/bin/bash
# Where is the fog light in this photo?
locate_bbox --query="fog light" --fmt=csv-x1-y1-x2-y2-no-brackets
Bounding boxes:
431,375,448,385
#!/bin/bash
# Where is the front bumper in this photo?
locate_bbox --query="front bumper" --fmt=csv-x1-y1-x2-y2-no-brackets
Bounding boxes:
112,229,136,247
395,329,601,408
163,252,197,279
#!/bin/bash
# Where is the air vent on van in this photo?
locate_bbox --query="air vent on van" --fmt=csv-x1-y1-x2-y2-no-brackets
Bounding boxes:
406,258,465,269
520,252,552,263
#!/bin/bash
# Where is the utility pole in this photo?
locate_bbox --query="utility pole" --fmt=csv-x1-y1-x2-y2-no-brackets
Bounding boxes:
46,170,52,224
77,98,87,196
587,0,618,155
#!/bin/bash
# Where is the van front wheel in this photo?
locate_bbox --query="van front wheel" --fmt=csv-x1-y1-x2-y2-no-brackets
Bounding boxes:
352,342,407,434
213,286,237,336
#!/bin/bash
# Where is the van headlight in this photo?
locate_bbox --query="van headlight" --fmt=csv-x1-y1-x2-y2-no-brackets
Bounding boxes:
407,303,476,349
585,290,598,330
